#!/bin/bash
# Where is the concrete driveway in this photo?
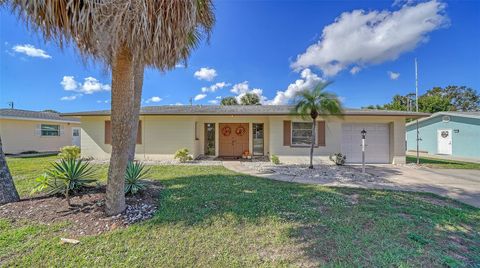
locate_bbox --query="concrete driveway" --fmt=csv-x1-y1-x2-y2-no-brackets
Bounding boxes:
357,165,480,208
223,161,480,208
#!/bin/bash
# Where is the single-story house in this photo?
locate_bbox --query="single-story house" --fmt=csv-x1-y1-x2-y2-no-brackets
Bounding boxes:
63,105,427,164
406,111,480,160
0,109,81,154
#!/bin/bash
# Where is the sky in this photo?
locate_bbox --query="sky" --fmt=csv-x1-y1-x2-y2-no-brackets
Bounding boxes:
0,0,479,112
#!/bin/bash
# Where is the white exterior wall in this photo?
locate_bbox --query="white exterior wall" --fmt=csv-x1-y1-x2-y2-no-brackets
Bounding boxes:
79,114,406,164
0,118,79,154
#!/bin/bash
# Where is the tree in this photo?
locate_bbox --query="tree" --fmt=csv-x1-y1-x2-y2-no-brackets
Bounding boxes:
240,93,261,105
0,135,20,205
8,1,214,215
292,82,343,169
220,97,239,105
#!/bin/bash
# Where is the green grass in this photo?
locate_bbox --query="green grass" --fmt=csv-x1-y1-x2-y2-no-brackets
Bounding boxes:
407,156,480,170
2,156,480,267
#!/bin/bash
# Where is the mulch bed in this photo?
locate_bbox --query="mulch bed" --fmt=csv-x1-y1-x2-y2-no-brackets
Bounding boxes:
0,181,163,237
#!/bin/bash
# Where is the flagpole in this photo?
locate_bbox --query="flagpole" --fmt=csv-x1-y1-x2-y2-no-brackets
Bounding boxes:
415,58,419,165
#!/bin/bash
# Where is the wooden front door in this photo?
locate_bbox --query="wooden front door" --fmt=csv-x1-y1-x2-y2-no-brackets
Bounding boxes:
219,123,249,157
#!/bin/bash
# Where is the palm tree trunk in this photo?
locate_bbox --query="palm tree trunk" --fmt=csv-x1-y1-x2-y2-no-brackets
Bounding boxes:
106,45,135,216
127,61,144,163
309,119,316,169
0,135,20,205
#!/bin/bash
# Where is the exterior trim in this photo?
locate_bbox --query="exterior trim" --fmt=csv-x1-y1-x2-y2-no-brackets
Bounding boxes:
0,115,80,124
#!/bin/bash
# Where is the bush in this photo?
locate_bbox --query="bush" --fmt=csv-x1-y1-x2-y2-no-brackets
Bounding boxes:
270,154,280,165
125,161,149,195
58,146,81,159
32,158,96,205
329,153,346,165
174,148,193,163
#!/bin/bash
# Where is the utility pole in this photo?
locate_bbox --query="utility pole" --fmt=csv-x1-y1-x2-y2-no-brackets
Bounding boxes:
7,101,14,109
415,58,420,165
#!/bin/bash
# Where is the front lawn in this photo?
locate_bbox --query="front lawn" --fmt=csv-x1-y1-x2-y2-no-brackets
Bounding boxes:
2,156,480,266
407,155,480,170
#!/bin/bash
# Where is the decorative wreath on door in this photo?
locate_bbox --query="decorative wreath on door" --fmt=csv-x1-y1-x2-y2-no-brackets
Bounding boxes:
221,126,232,136
235,126,246,136
441,131,449,138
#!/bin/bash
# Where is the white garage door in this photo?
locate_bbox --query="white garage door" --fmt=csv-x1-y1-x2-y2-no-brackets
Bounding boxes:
341,123,390,164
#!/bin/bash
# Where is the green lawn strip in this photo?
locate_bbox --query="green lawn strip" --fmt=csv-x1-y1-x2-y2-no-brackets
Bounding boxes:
406,156,480,170
3,156,480,266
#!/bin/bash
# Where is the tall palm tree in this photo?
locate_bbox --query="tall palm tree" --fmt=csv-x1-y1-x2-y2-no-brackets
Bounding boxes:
0,136,19,205
6,0,214,215
292,82,343,169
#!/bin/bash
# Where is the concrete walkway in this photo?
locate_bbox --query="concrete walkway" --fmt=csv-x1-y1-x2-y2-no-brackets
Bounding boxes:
222,161,480,208
406,151,480,163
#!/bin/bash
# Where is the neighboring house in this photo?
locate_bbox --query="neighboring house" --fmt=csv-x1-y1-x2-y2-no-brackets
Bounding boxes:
406,112,480,160
63,105,427,164
0,109,81,154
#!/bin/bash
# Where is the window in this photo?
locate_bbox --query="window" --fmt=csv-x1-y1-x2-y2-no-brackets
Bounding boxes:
73,129,80,136
252,123,264,156
204,123,215,155
291,122,315,146
41,124,60,136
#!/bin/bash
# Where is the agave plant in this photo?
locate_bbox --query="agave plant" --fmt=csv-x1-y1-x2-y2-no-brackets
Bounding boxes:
33,159,96,206
125,162,150,195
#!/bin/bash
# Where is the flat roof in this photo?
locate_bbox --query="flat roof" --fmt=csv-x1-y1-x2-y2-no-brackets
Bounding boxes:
406,111,480,126
1,109,80,123
62,105,429,118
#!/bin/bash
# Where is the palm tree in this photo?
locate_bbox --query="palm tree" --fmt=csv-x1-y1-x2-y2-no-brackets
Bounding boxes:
220,97,239,105
240,93,261,105
7,0,214,215
0,136,19,205
292,82,343,169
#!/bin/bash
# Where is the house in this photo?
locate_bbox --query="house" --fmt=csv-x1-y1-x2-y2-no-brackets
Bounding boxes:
63,105,427,164
0,109,81,154
406,112,480,160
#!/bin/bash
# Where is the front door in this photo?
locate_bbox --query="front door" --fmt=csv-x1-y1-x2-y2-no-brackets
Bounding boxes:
72,127,81,147
219,123,249,157
437,129,452,155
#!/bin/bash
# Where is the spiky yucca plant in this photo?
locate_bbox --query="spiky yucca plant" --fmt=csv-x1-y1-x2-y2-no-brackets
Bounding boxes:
33,159,96,206
124,162,150,195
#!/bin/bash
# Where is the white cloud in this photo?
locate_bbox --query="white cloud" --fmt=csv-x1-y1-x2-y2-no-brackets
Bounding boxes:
350,66,361,75
229,81,268,104
215,96,222,99
145,96,162,103
174,102,184,106
291,0,448,76
208,100,219,104
194,67,217,81
194,94,207,101
60,94,80,101
201,82,230,93
388,71,400,80
12,44,51,59
61,76,111,94
96,100,109,104
268,69,324,105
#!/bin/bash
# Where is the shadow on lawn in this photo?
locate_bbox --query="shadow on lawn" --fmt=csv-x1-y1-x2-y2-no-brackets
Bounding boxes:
146,172,480,266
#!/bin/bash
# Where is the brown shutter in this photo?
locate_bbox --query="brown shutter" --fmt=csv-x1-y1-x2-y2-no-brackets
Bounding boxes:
136,121,142,144
283,120,291,146
105,120,111,144
317,121,325,146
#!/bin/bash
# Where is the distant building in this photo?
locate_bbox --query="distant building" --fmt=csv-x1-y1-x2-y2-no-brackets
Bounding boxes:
406,112,480,160
0,109,80,154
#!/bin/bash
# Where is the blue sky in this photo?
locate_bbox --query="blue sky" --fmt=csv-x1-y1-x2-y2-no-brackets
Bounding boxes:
0,0,479,112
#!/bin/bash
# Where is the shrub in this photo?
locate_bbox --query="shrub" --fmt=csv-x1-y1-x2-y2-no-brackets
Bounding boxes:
329,153,346,165
174,148,193,163
125,161,149,195
58,146,81,159
270,154,280,165
32,158,96,205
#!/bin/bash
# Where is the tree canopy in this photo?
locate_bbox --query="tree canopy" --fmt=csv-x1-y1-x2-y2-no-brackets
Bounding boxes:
365,86,479,113
220,97,239,105
240,93,261,105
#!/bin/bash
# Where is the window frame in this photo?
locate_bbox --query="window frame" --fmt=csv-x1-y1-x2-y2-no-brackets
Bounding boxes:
41,124,60,137
291,121,317,147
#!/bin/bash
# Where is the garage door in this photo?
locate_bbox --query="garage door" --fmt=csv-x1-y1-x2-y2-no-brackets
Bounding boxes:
341,123,390,164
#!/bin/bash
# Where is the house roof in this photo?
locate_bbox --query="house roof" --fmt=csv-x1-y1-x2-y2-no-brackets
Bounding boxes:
0,109,80,123
62,105,429,118
406,111,480,126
